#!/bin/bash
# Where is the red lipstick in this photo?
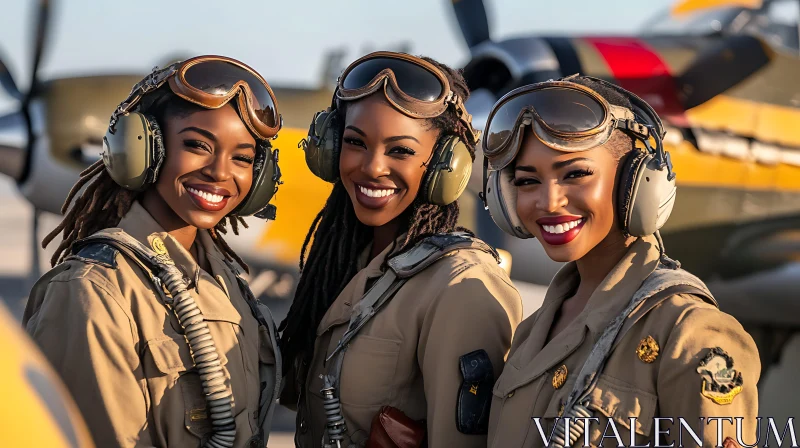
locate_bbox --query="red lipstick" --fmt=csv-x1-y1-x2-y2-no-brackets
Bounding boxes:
184,183,230,212
536,215,585,246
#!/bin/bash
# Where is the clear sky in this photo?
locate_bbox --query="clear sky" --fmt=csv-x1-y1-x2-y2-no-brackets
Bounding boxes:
0,0,673,112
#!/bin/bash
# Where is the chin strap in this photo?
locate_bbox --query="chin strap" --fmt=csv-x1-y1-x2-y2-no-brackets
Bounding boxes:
654,230,680,269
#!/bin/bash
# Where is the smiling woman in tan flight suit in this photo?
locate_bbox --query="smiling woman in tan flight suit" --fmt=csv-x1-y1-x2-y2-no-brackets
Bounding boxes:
481,76,760,448
23,56,284,448
279,52,522,448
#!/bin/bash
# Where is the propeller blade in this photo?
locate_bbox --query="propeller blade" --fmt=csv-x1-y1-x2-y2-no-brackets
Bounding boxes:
0,111,27,181
450,0,491,49
0,52,23,101
26,0,52,102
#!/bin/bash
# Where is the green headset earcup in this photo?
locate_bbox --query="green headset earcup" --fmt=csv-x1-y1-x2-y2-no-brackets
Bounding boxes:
102,112,164,191
302,109,341,183
234,146,279,217
423,135,473,206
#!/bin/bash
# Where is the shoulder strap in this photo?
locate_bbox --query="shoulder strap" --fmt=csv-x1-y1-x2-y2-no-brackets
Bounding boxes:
562,261,717,414
387,231,499,278
69,243,121,269
320,232,495,443
326,232,497,363
73,229,167,270
71,229,175,303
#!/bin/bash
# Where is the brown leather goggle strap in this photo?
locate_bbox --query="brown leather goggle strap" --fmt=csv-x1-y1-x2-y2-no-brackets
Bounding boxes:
448,93,481,145
108,64,179,131
615,118,650,139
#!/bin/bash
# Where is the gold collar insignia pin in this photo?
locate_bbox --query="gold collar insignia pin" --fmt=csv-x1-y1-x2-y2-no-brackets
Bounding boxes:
552,365,568,389
637,335,660,363
149,236,174,265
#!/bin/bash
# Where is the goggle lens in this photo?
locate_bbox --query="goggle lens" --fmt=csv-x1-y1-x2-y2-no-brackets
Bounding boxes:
485,87,606,154
183,60,278,128
341,57,444,102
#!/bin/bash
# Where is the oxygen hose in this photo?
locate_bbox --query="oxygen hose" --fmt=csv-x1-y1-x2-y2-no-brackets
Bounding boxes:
156,263,237,448
550,402,593,448
320,375,347,448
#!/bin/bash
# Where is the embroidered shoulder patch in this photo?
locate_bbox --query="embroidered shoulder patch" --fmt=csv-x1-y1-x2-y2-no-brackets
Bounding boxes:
696,347,743,405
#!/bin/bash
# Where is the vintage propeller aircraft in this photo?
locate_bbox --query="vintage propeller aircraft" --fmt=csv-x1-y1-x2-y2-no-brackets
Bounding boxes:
0,1,471,308
450,0,800,420
1,0,797,431
0,0,347,304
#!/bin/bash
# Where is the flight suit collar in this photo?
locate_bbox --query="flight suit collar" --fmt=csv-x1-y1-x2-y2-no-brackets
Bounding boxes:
117,201,242,323
514,262,580,369
583,234,661,342
316,233,406,336
498,235,660,395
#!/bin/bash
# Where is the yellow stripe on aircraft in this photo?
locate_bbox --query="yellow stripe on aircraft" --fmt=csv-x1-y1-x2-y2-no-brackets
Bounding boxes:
669,141,800,192
686,95,800,148
671,0,762,15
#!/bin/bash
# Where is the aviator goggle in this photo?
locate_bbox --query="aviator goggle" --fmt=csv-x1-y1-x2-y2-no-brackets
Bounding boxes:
336,51,481,143
482,80,654,171
109,55,282,140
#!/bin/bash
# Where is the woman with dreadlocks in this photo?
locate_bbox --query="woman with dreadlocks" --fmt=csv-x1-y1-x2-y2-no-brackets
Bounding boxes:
279,52,523,448
23,56,284,448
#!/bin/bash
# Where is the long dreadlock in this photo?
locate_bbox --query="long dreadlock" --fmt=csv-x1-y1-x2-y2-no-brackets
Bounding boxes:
279,56,477,375
43,90,254,272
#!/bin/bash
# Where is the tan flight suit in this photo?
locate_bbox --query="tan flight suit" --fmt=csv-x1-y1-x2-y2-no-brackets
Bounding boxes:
283,236,523,448
23,201,279,448
487,235,761,448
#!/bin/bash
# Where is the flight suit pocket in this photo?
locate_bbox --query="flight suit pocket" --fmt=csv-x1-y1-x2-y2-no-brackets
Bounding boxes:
144,337,192,376
181,372,214,438
144,336,229,439
585,374,657,436
144,336,230,376
338,335,401,407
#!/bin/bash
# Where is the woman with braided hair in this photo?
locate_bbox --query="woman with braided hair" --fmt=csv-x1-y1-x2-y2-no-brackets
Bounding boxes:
24,56,284,448
279,52,522,448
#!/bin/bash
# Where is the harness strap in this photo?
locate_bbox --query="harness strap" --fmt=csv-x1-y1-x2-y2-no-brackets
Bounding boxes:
320,232,498,446
72,230,174,302
560,260,715,420
72,229,281,445
387,231,499,278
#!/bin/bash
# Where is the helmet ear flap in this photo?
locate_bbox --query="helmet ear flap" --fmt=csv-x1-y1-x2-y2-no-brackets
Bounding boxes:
302,108,341,183
484,166,533,239
233,142,281,218
422,135,472,206
102,112,165,191
617,149,677,237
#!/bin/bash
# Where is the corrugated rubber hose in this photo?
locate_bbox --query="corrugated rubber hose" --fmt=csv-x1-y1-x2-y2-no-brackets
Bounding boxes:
550,401,593,448
320,375,347,448
157,263,236,448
